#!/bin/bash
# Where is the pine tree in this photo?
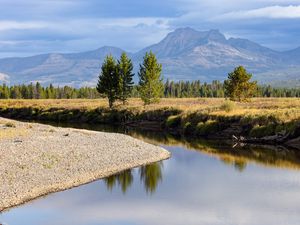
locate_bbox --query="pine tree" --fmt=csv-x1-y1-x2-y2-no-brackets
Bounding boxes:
138,52,163,105
224,66,257,102
35,82,43,99
117,52,134,104
0,83,9,99
97,55,119,108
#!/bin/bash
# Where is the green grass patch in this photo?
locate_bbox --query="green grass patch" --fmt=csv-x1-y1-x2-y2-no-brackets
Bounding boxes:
165,115,181,129
196,120,219,136
249,124,276,138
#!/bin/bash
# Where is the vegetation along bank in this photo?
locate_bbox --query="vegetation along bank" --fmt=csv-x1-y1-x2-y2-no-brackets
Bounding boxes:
0,98,300,148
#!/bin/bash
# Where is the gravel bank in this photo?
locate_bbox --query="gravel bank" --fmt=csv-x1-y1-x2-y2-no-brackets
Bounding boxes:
0,118,170,211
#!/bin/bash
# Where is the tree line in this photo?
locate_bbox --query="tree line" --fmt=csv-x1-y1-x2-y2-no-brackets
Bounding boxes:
1,80,299,100
0,83,100,99
0,55,299,102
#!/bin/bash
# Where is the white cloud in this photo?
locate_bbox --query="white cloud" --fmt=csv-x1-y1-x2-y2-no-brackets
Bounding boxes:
0,21,47,31
215,5,300,20
0,72,10,83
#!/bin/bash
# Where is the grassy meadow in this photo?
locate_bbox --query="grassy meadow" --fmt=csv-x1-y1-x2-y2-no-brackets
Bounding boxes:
0,98,299,140
0,97,299,121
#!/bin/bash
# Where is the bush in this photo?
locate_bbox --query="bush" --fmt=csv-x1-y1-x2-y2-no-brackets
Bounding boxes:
240,114,280,127
219,100,236,113
286,122,299,134
165,115,181,129
196,120,219,136
4,122,16,128
183,122,195,135
249,124,276,138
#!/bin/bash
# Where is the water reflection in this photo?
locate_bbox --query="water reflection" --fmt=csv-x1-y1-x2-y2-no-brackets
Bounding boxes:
126,130,300,171
38,121,300,171
104,169,133,193
2,122,300,225
140,163,163,193
104,162,163,194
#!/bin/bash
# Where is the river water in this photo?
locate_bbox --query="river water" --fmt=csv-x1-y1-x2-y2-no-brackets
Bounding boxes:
1,124,300,225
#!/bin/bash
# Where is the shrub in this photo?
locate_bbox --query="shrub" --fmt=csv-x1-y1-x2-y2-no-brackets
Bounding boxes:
196,120,219,136
165,115,181,129
286,122,299,134
219,100,236,113
240,114,279,127
183,122,195,135
249,124,276,138
4,122,16,128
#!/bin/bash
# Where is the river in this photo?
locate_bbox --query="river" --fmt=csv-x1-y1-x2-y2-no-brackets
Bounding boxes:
1,124,300,225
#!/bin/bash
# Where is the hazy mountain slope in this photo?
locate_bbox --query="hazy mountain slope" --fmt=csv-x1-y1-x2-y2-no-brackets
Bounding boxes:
0,27,299,87
283,47,300,63
0,46,125,86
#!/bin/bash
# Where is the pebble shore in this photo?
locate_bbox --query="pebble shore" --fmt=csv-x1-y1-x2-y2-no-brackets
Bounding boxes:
0,118,170,211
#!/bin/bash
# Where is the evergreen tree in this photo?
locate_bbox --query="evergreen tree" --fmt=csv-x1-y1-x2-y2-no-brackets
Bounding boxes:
10,85,22,99
0,83,9,99
117,52,134,104
224,66,257,102
138,52,163,105
97,55,119,108
35,82,43,99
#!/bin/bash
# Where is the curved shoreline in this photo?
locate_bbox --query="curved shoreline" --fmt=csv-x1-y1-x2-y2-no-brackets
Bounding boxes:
0,118,170,212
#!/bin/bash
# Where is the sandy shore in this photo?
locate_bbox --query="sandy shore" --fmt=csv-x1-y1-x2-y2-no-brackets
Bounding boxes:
0,118,170,211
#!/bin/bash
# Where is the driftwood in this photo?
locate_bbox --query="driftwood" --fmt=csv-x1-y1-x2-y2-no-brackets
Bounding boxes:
232,132,291,145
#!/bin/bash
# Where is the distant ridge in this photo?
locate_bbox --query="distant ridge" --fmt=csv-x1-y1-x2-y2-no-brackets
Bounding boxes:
0,27,299,87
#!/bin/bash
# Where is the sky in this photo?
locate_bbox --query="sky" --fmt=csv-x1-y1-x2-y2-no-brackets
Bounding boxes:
0,0,300,58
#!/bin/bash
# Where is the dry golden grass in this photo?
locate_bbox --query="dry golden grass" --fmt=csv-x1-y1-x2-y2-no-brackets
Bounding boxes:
0,129,28,140
0,98,300,122
0,120,28,140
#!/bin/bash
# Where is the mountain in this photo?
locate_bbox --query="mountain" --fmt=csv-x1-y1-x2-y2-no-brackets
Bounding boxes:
0,27,299,87
0,46,125,86
135,28,293,82
136,28,227,58
284,47,300,63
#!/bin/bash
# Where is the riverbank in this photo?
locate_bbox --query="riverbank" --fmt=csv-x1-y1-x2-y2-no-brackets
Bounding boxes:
0,117,170,212
0,98,300,147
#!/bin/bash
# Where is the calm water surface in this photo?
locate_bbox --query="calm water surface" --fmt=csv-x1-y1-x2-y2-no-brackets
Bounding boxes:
1,124,300,225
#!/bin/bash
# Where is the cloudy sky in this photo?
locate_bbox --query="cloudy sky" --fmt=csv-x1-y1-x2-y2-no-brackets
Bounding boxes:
0,0,300,57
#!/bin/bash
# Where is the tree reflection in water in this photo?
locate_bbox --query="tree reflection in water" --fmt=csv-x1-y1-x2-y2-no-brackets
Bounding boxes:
140,162,163,194
104,169,133,193
104,162,163,194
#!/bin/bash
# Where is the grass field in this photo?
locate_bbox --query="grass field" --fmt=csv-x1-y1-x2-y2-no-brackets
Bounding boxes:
0,98,299,122
0,98,299,140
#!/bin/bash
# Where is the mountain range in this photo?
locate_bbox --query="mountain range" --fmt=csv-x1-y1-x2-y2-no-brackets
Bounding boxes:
0,27,299,87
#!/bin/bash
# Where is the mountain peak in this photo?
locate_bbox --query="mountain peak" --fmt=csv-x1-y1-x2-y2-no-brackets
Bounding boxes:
166,27,200,40
140,27,228,57
168,28,227,43
173,27,198,34
205,29,226,43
